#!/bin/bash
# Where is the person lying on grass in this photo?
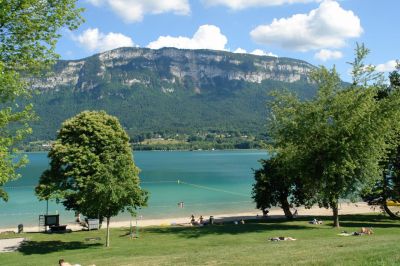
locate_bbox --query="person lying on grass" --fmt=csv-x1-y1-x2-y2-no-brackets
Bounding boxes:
269,237,297,241
338,227,374,236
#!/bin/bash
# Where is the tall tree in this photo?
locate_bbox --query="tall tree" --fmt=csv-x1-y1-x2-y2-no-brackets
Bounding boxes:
266,45,400,227
362,61,400,218
36,111,148,247
0,0,83,201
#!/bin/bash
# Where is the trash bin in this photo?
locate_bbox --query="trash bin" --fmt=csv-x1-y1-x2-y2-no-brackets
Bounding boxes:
209,216,214,225
18,224,23,233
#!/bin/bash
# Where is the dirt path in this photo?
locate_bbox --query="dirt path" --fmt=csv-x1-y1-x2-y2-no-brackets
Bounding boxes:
0,238,25,252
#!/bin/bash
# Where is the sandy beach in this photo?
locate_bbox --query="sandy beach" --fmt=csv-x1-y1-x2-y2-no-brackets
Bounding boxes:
0,202,379,233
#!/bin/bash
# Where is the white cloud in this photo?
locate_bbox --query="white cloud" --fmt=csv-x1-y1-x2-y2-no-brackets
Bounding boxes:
233,48,278,57
75,28,134,52
203,0,320,10
314,49,342,61
87,0,190,23
376,60,397,72
234,48,247,53
251,49,278,57
250,0,362,52
147,25,228,50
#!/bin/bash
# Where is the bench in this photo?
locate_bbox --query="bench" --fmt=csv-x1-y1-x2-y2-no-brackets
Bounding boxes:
49,225,67,232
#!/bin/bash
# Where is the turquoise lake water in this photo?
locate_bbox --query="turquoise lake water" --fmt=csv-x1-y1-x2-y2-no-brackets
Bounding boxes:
0,150,266,228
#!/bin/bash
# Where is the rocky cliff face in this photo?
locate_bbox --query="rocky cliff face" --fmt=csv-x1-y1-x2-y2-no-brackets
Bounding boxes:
32,47,314,92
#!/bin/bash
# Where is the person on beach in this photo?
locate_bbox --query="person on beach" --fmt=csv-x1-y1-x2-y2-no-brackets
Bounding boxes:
190,215,196,225
199,215,204,224
75,212,81,223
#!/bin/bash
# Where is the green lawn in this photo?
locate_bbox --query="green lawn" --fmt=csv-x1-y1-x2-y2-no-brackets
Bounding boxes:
1,214,400,266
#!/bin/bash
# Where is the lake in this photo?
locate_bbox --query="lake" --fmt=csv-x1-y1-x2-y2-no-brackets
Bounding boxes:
0,150,266,228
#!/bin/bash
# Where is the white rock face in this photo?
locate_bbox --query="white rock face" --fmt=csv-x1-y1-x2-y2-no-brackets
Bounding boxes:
31,48,314,91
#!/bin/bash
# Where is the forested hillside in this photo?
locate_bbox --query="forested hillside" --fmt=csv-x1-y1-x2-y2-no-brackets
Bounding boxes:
26,47,316,148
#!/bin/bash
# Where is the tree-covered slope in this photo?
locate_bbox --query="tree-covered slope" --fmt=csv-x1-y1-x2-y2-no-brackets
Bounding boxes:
28,47,316,142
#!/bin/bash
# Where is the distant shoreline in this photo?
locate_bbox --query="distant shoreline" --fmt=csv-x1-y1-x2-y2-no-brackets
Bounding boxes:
21,138,267,152
19,148,268,154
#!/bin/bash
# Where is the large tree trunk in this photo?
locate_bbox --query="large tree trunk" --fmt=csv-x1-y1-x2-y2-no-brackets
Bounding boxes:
280,196,293,220
106,217,110,247
383,201,400,219
382,171,400,219
332,201,340,227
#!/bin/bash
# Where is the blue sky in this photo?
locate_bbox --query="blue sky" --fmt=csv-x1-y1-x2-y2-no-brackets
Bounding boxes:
57,0,399,81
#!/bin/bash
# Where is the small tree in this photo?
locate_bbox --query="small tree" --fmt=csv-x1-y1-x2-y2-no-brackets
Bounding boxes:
253,157,292,219
36,111,148,247
252,155,310,219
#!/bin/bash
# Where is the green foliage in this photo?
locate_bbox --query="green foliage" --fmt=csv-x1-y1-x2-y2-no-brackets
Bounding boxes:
26,78,315,144
0,0,83,201
36,111,148,247
265,45,400,226
252,156,298,219
0,0,84,72
361,60,400,218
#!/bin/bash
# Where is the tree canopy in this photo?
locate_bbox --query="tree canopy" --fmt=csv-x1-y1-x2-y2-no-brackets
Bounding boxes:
260,45,400,227
0,0,83,201
36,111,148,247
252,155,307,219
361,61,400,218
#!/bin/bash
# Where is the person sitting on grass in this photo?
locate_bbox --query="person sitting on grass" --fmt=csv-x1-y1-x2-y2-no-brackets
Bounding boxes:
309,218,323,225
59,259,81,266
360,227,373,235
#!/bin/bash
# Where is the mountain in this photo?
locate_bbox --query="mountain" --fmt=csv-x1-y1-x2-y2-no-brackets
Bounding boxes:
27,47,316,142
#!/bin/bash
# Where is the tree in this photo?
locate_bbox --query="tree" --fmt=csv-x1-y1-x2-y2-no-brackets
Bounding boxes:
266,45,400,227
361,61,400,219
36,111,148,247
252,156,307,219
0,0,83,201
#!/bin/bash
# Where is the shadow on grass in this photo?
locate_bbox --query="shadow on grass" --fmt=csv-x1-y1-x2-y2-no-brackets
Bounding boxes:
274,213,400,228
139,221,309,239
137,214,400,239
333,214,400,228
18,240,102,255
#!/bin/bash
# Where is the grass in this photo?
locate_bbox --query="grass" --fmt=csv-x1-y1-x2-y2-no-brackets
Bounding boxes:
1,214,400,266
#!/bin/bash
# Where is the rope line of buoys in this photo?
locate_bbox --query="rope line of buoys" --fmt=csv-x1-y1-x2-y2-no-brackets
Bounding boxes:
148,200,252,209
141,181,177,184
178,180,249,198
